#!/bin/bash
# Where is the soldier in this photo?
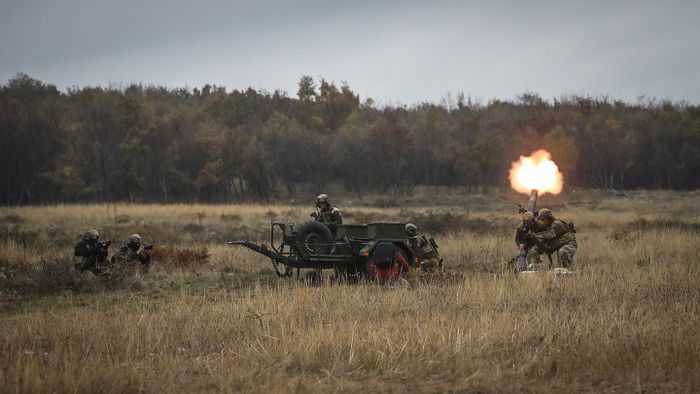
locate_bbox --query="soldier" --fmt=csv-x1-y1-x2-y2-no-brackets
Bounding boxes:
530,208,577,269
311,193,342,233
73,229,111,272
112,233,152,272
516,212,544,270
405,223,442,271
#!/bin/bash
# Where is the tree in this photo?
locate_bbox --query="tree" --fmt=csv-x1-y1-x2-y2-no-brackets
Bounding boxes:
112,98,150,201
543,125,580,185
196,158,225,202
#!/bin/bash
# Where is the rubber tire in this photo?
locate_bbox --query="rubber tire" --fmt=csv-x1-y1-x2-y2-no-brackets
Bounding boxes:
293,221,334,255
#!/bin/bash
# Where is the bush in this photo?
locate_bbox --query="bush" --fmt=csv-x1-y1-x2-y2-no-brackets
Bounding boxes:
1,212,24,223
150,246,210,271
0,256,99,296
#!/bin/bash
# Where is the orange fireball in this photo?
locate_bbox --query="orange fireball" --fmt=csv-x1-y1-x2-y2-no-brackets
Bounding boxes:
509,149,563,196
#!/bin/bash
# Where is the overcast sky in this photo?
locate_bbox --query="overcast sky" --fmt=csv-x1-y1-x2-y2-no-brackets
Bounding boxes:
1,0,699,104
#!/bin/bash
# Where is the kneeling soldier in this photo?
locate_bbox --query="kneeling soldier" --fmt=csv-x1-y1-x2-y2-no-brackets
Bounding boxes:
73,229,111,272
516,212,545,270
405,223,442,271
112,234,152,272
530,208,577,269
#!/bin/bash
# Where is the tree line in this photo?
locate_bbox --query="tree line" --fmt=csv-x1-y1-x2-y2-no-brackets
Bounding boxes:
1,73,699,204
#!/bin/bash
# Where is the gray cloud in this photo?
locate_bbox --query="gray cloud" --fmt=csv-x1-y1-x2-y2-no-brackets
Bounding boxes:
1,0,699,104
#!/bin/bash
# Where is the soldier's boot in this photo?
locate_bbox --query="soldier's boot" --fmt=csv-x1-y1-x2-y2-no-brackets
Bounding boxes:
557,243,577,269
420,257,440,272
526,245,543,270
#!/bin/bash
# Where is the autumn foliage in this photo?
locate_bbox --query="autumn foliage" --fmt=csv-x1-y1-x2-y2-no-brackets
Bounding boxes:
2,73,700,204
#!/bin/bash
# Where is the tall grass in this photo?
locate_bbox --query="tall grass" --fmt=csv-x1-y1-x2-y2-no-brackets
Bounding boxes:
0,190,699,392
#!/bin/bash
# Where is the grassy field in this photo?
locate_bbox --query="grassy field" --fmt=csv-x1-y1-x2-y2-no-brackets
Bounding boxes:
1,189,699,392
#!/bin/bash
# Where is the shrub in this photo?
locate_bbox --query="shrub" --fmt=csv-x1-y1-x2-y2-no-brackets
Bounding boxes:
150,246,210,271
0,256,99,295
1,212,24,223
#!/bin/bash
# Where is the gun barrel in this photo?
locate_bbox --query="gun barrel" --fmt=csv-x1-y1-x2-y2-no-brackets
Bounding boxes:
527,189,538,213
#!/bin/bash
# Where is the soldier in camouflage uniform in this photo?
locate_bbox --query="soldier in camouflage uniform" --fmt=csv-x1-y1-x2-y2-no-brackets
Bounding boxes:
311,194,342,234
529,208,577,269
111,234,151,271
405,223,442,271
73,229,110,272
516,212,543,269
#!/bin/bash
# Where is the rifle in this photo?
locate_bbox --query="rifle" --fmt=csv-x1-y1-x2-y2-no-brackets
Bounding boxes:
97,240,112,260
427,237,444,266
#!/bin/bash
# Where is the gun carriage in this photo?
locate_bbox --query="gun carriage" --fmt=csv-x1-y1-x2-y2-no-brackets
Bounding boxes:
230,221,422,283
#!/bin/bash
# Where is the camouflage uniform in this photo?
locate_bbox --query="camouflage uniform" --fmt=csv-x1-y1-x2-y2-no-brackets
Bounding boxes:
313,194,342,233
111,234,151,270
316,207,342,226
515,212,544,269
406,223,441,271
73,230,109,272
531,209,577,269
525,244,546,270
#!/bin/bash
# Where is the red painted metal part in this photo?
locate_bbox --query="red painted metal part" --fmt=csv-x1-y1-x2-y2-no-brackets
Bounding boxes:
369,250,410,283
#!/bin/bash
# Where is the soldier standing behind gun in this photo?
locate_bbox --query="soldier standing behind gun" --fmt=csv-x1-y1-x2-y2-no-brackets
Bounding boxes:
112,234,152,272
311,194,342,234
73,229,111,272
529,208,577,269
405,223,442,271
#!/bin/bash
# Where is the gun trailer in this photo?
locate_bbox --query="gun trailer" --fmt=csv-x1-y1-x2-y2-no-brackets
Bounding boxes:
229,221,417,284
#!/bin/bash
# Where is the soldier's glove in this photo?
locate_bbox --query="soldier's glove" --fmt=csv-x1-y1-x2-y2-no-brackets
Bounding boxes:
310,212,318,218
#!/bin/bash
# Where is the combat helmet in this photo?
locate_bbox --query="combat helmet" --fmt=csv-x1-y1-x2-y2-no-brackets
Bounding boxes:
128,234,142,244
405,223,418,237
521,211,535,224
538,208,554,221
316,194,330,207
85,229,100,240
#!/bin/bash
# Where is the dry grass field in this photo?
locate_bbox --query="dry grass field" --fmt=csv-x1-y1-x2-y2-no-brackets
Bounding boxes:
1,189,699,392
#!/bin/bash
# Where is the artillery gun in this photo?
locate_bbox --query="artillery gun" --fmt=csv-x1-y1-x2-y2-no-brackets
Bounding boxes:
229,221,417,284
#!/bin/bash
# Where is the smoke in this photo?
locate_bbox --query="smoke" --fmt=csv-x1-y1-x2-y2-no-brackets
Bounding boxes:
509,149,564,196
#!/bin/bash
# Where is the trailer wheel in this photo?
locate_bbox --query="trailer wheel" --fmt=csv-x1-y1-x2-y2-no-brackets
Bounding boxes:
292,221,334,255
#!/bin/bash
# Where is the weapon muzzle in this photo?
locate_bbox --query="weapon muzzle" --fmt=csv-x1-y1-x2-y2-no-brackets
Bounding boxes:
527,189,538,213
